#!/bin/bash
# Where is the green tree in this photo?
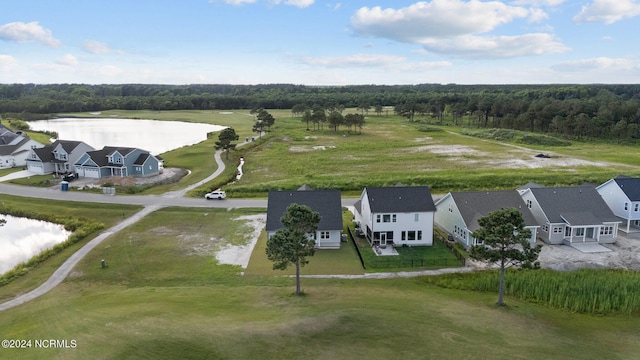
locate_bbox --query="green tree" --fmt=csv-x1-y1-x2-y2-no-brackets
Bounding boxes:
214,127,239,160
265,203,320,295
257,109,275,132
469,208,541,306
327,111,344,132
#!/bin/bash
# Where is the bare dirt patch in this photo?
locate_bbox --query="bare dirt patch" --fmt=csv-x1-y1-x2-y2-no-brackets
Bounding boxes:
215,214,266,268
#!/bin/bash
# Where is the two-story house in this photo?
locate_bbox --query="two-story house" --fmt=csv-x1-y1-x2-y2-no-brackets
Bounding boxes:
26,140,95,175
74,146,163,178
354,185,435,247
596,175,640,233
0,125,43,168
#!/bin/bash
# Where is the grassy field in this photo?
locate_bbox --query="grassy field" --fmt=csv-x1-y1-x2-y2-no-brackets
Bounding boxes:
1,206,639,359
2,110,640,358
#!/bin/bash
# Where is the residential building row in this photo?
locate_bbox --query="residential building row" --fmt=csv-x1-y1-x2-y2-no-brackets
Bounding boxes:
24,139,163,179
267,177,640,250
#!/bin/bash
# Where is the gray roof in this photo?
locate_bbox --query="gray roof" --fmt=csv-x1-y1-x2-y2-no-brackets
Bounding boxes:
450,190,539,231
266,189,343,232
364,186,435,213
613,177,640,201
529,186,620,224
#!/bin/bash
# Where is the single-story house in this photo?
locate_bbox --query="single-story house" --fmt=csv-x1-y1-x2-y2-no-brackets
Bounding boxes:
520,185,620,245
0,125,43,168
266,187,343,249
26,140,95,175
434,190,539,249
74,146,163,179
596,175,640,233
353,185,435,247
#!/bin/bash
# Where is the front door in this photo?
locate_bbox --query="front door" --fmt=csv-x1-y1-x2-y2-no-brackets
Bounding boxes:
380,232,387,246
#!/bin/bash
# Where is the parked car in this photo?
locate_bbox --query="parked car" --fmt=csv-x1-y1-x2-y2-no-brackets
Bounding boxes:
204,190,226,200
62,173,76,182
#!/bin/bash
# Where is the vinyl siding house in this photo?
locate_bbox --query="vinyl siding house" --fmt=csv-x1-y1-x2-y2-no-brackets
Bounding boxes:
266,188,343,249
520,185,620,245
596,176,640,233
354,185,435,247
74,146,163,179
0,125,43,168
26,140,94,175
434,190,539,249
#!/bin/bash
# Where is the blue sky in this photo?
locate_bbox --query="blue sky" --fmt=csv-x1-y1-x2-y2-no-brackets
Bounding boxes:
1,0,639,85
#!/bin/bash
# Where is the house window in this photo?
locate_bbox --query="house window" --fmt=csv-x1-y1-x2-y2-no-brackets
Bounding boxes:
575,228,585,236
553,226,563,234
383,214,391,222
417,231,422,240
600,226,613,235
565,227,572,237
625,203,629,211
448,204,453,213
401,231,406,241
414,213,419,222
376,214,381,223
320,231,330,239
526,199,532,208
386,231,394,240
392,214,396,223
635,204,639,212
542,224,549,232
407,231,416,240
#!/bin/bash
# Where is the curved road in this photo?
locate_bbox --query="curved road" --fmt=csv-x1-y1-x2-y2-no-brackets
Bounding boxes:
1,148,358,311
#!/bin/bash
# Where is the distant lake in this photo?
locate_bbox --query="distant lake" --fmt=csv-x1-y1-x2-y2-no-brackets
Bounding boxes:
0,215,72,275
28,118,226,155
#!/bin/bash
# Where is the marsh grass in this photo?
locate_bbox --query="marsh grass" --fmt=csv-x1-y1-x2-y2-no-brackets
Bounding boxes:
423,268,640,314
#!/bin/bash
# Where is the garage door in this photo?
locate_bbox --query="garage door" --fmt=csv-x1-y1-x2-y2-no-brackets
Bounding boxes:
83,167,100,179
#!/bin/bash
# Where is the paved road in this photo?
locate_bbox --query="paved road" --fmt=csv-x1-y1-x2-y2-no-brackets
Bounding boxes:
0,149,357,311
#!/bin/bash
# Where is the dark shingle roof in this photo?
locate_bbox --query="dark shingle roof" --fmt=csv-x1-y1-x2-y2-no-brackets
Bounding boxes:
613,177,640,201
364,186,435,213
450,190,539,231
266,189,342,232
530,186,620,224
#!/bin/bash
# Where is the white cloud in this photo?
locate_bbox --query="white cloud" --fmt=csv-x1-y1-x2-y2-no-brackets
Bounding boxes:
352,1,530,41
573,0,640,24
56,54,78,66
299,53,407,67
82,40,124,54
423,33,569,58
350,1,568,58
0,54,19,72
551,57,636,72
215,0,257,5
0,21,61,47
278,0,315,8
513,0,566,6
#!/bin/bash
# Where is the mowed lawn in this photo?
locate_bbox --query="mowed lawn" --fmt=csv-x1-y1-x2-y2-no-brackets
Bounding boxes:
1,207,640,360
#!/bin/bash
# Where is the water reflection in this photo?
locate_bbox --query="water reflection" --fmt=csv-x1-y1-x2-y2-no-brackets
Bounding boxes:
0,215,71,275
28,118,226,155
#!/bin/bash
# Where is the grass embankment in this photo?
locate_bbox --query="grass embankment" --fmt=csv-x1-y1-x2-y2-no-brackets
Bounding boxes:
1,206,639,359
0,194,142,302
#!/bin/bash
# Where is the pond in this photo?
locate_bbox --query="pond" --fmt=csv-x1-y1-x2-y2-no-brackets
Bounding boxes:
28,118,226,155
0,215,72,275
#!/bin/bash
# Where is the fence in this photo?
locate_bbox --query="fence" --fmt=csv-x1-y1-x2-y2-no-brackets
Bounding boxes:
347,227,366,269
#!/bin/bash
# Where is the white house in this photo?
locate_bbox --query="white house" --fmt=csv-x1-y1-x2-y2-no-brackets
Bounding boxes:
354,185,435,247
435,190,539,249
596,175,640,233
26,140,95,175
520,185,620,245
266,187,343,249
0,125,43,168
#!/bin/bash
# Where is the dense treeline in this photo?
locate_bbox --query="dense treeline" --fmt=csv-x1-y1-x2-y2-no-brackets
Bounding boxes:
2,83,640,139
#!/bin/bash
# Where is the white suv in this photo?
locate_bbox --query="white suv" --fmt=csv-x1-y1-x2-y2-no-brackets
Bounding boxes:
204,190,226,200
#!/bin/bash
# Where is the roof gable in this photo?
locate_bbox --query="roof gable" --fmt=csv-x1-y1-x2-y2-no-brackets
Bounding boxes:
530,186,619,224
266,189,342,232
364,186,435,213
450,190,538,231
613,177,640,201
